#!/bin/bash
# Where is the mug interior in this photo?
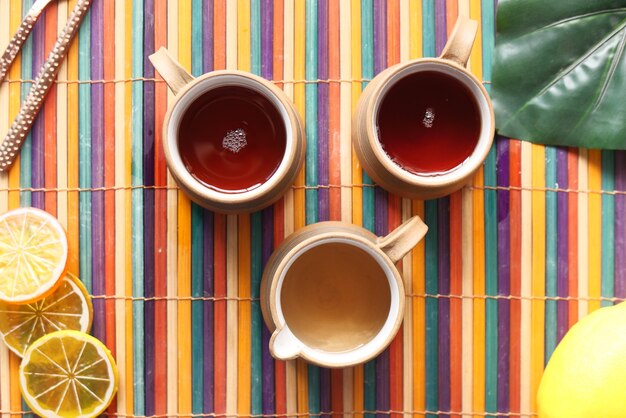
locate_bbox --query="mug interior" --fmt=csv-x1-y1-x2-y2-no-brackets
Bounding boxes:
275,237,400,364
167,73,294,201
370,61,493,186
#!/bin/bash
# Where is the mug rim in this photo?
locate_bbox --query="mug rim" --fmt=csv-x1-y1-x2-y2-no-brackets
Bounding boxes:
163,70,297,206
270,233,405,368
366,58,495,188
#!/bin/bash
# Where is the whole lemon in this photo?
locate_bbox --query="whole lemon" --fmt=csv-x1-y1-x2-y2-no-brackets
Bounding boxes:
538,301,626,418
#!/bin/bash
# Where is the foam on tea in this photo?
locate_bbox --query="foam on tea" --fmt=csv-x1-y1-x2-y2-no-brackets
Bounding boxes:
280,241,391,352
178,85,286,193
376,70,481,175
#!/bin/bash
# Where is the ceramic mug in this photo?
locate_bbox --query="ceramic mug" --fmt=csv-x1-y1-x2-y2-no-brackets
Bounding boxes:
260,216,428,368
149,48,305,213
352,17,495,200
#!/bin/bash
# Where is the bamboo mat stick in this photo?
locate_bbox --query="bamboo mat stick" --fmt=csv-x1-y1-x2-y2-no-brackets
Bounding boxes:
211,3,227,415
123,0,135,411
227,216,239,417
236,4,252,415
0,4,8,411
544,147,557,359
446,0,457,30
314,0,330,402
412,200,426,418
461,187,474,418
425,190,438,415
450,191,463,418
18,0,33,211
466,0,485,377
177,1,193,415
399,0,409,62
7,1,21,211
519,140,532,417
282,0,295,237
294,0,310,411
387,3,402,416
0,3,8,409
306,0,321,410
78,0,92,290
588,149,602,313
327,0,340,221
270,3,286,415
131,0,146,413
4,0,21,200
293,0,305,232
43,1,57,214
349,0,361,226
214,0,225,71
472,167,486,418
247,14,263,381
577,148,589,319
91,0,104,346
67,0,80,276
281,1,298,416
153,1,168,413
446,9,462,418
304,0,318,225
555,149,569,338
509,140,522,415
530,143,546,413
282,0,294,108
225,2,239,416
600,151,615,307
398,4,412,417
114,0,127,414
166,0,179,414
0,0,8,133
188,1,202,413
566,149,579,328
56,0,68,228
601,158,615,308
407,5,423,415
265,4,286,414
409,0,421,59
353,0,366,414
238,214,251,416
103,0,116,363
339,0,351,223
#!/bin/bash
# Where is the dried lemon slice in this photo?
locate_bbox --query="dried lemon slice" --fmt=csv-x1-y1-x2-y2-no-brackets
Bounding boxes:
19,330,118,418
0,273,93,357
0,207,68,303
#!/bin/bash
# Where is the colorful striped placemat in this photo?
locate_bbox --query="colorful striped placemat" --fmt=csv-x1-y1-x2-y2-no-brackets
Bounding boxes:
1,0,624,417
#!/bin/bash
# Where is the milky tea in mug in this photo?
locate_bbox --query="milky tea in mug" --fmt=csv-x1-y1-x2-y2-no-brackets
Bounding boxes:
261,217,428,368
280,240,391,353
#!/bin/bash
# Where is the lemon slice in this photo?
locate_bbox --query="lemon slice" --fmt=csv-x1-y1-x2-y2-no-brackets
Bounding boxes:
0,207,68,303
20,330,118,418
0,273,93,357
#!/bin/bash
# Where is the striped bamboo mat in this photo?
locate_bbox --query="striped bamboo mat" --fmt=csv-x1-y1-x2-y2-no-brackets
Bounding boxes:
1,0,624,417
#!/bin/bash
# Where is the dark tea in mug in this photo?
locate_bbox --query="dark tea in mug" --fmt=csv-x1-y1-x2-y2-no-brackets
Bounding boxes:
376,70,481,175
178,85,287,193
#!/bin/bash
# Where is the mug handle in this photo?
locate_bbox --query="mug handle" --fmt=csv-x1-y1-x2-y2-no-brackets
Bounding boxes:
148,47,195,96
439,16,479,67
377,216,428,264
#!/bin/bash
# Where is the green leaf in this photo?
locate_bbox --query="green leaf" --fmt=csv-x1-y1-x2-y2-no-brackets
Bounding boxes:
492,0,626,149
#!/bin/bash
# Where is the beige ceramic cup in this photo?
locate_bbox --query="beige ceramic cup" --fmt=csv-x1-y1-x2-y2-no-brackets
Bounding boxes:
352,17,495,200
149,48,305,213
260,216,428,368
